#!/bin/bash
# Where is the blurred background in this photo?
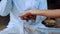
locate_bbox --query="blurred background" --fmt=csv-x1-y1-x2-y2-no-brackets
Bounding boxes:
0,0,60,30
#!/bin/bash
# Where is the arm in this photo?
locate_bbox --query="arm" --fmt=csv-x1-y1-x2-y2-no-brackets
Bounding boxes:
20,9,60,20
20,0,60,20
36,9,60,18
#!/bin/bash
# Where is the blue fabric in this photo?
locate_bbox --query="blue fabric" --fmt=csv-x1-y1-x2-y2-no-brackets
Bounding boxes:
0,0,48,34
0,0,12,16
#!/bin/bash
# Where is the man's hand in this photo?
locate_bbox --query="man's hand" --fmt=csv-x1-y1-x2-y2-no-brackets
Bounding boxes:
19,9,37,21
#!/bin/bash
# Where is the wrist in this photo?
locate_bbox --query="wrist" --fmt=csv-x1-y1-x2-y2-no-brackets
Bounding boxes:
36,10,46,16
30,9,47,16
30,9,39,15
39,10,46,16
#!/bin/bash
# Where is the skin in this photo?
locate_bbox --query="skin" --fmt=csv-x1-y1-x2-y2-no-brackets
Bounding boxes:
20,9,60,20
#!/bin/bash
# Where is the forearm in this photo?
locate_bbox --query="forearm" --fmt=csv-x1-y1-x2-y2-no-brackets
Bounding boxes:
36,9,60,18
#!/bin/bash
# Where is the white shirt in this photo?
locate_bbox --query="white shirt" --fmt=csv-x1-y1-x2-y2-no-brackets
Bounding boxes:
0,0,47,34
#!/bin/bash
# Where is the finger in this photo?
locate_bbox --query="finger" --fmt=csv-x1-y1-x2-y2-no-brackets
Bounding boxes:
19,13,29,20
23,17,29,20
19,15,25,20
33,15,36,20
20,16,29,22
29,15,36,20
20,13,30,19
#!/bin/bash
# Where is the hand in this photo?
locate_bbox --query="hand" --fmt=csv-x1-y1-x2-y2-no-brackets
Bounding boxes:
19,9,37,21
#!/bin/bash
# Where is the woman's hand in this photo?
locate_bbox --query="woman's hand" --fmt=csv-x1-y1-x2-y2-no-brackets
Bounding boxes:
20,9,38,21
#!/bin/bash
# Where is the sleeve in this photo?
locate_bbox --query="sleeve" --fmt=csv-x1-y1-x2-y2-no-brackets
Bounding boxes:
38,0,48,10
0,0,12,16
